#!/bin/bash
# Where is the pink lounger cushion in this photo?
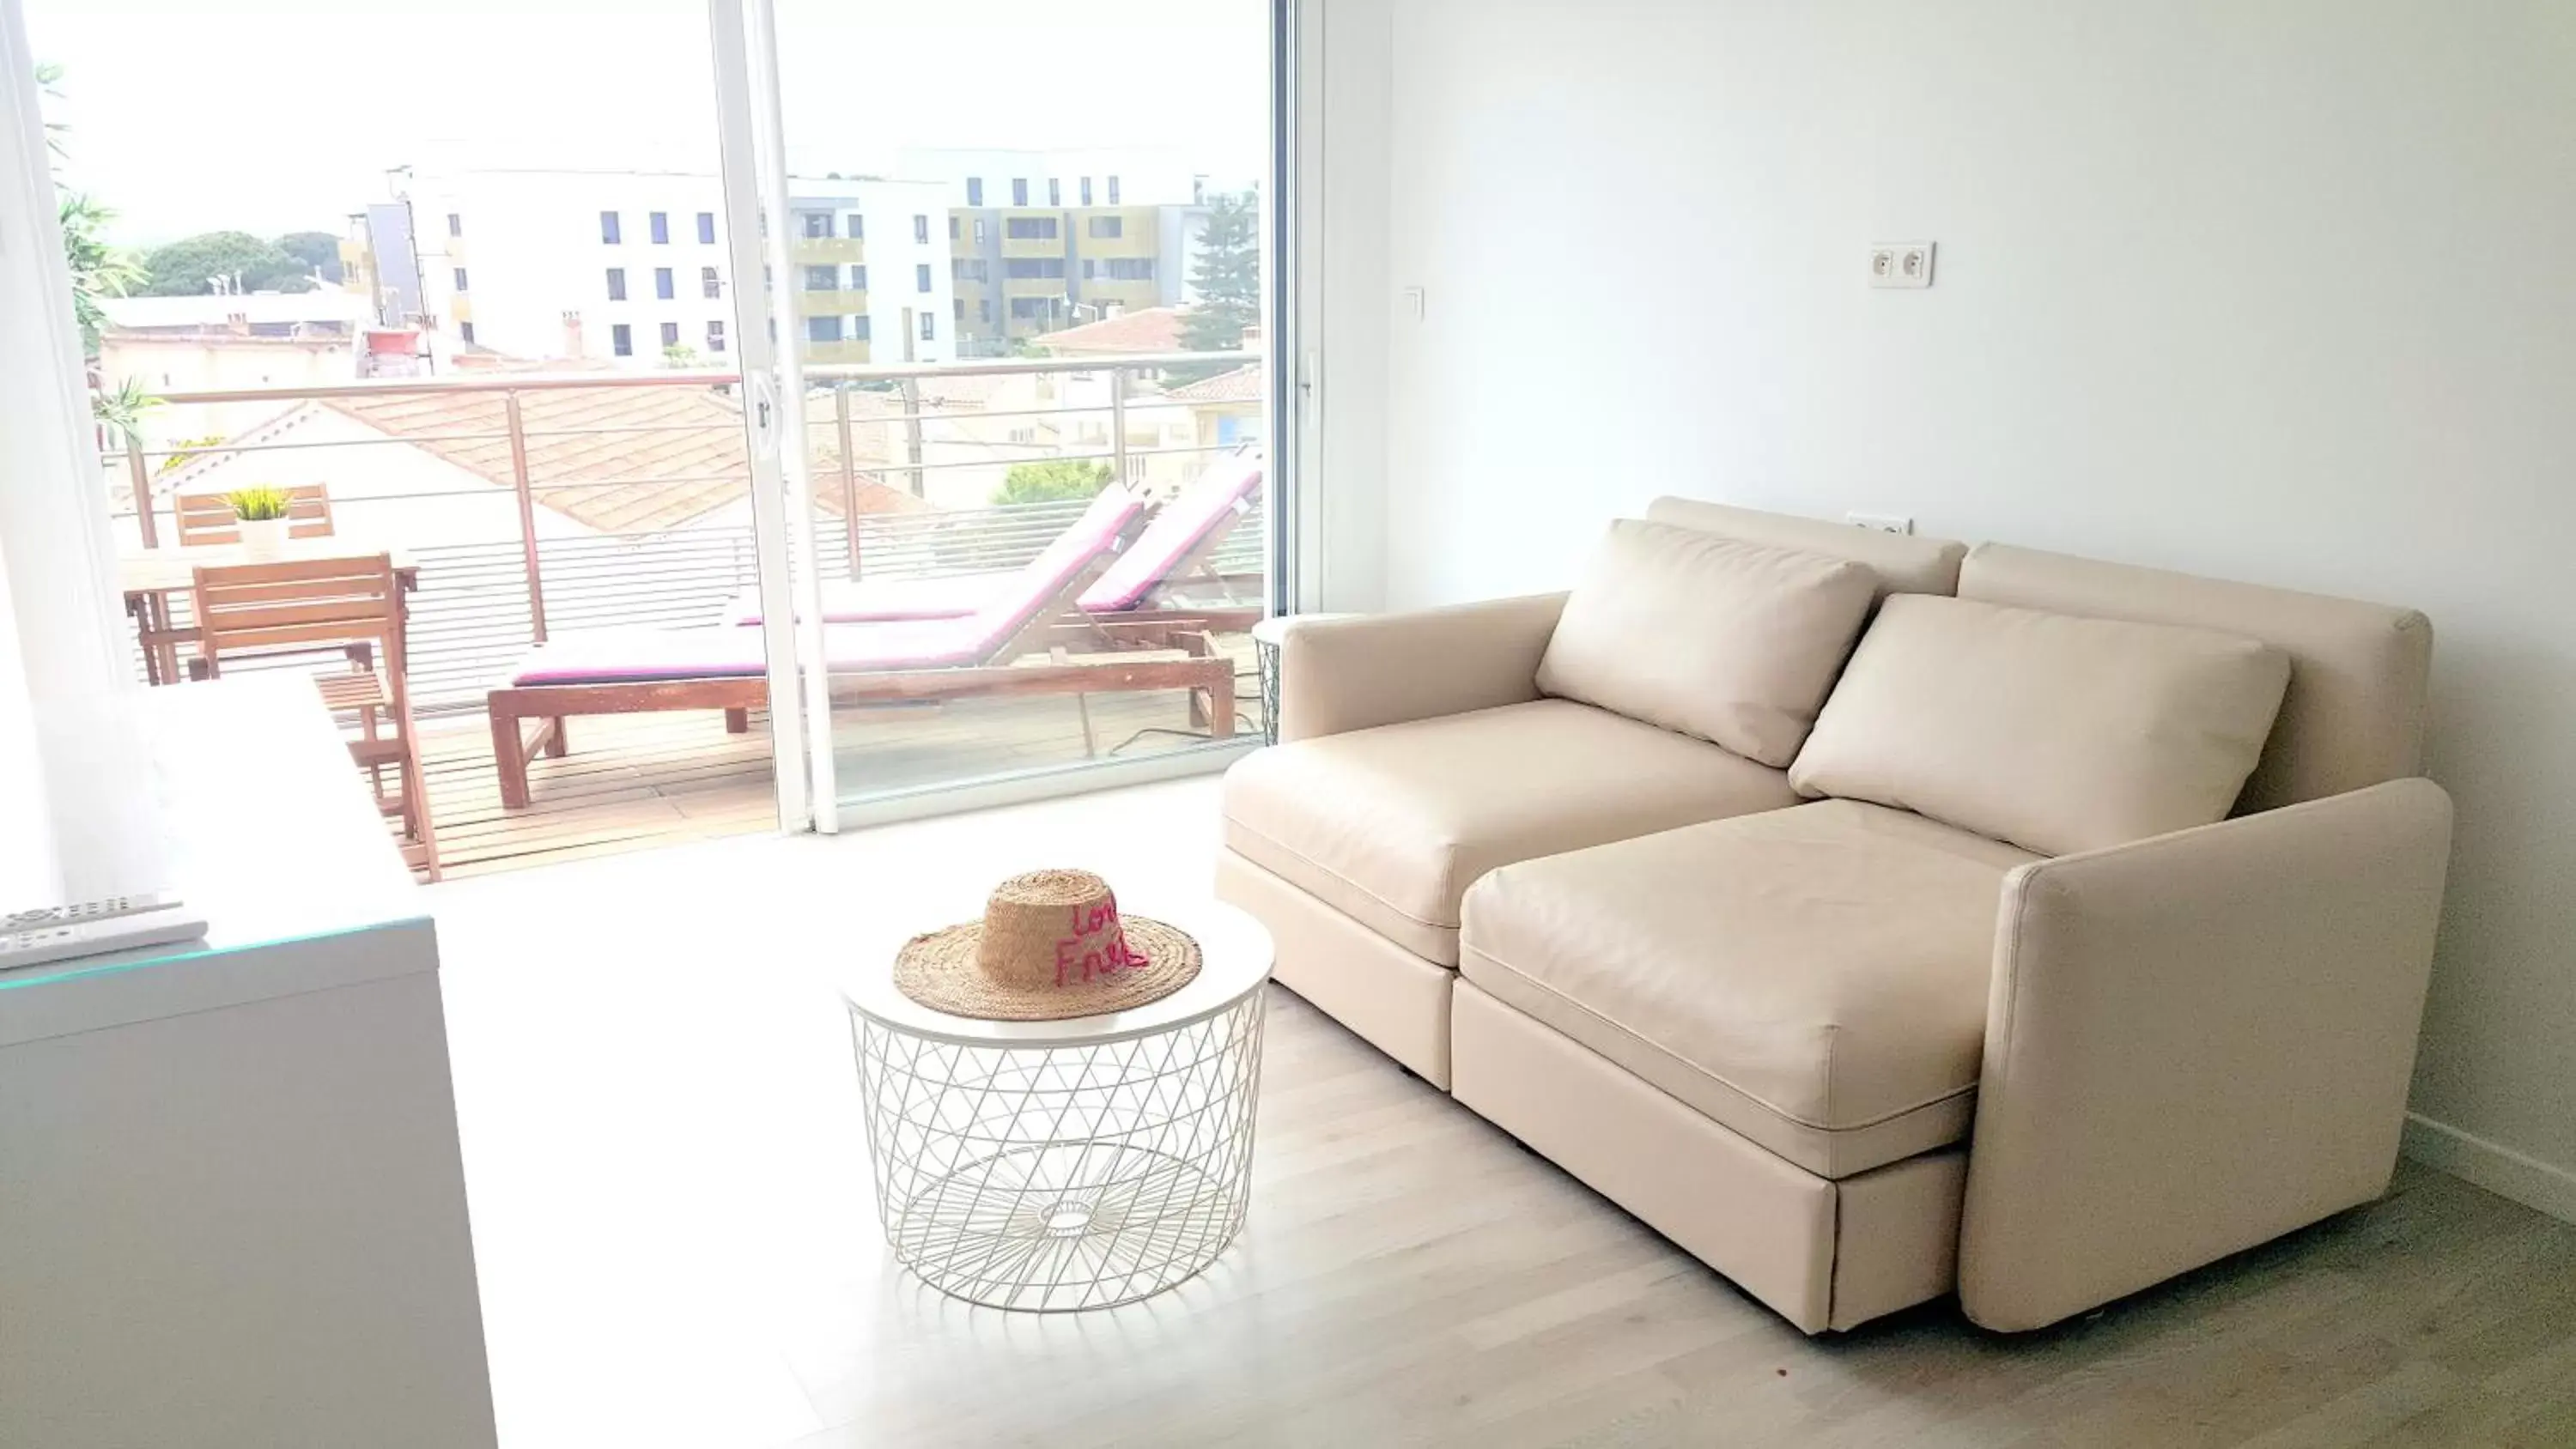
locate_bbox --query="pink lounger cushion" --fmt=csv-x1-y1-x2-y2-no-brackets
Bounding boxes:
510,485,1147,688
731,452,1263,625
509,618,987,686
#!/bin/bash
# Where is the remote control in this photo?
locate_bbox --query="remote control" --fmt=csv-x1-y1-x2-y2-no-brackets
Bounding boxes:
0,910,210,972
2,891,184,933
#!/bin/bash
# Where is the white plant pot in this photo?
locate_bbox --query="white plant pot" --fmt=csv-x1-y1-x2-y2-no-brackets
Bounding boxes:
237,516,292,560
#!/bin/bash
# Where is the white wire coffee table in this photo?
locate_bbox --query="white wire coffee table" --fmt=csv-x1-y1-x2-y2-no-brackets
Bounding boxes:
845,900,1273,1311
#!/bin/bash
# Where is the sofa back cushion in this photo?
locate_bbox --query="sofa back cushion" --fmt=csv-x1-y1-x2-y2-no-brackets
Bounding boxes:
1958,544,2432,811
1538,520,1877,767
1646,497,1969,599
1788,595,2292,857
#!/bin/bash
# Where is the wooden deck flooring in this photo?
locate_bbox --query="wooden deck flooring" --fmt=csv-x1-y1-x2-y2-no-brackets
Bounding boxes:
416,653,1260,879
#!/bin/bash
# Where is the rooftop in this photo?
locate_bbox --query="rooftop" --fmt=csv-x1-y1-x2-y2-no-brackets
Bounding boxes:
1029,306,1187,356
153,379,929,535
1163,362,1264,404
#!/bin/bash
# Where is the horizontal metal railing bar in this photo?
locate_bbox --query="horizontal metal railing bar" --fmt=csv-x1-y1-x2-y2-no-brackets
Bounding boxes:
121,351,1258,406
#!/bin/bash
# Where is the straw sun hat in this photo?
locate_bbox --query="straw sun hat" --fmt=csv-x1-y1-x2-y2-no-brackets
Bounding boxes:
894,870,1201,1022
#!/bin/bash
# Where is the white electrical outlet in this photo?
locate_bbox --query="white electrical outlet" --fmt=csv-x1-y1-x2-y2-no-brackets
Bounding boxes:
1845,512,1915,535
1869,241,1935,289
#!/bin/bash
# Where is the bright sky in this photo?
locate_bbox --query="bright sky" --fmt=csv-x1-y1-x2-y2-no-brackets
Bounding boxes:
27,0,1269,246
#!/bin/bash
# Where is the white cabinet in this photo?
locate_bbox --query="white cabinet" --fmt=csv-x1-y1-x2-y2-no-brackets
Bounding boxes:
0,678,495,1448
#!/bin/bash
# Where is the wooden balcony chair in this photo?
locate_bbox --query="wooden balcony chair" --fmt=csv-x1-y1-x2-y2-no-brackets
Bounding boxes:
191,555,440,881
173,484,337,547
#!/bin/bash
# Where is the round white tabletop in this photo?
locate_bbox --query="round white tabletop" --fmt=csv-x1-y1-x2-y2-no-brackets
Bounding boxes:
841,896,1273,1047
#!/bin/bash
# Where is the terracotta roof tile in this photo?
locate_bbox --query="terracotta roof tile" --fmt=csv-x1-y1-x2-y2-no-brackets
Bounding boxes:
319,382,928,533
1163,362,1264,404
1028,306,1187,355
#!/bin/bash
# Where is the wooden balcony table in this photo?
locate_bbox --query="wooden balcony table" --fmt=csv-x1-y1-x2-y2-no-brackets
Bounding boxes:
118,541,420,687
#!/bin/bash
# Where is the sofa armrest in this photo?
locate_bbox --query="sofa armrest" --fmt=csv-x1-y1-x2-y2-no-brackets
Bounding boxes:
1956,777,2453,1331
1279,593,1568,743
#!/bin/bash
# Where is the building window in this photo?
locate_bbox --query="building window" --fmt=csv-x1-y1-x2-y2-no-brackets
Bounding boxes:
948,215,959,239
654,267,675,300
702,265,721,299
974,218,987,245
807,315,842,343
696,211,716,244
846,213,864,239
659,321,680,348
1011,178,1028,206
458,320,476,343
977,299,992,323
953,299,965,321
850,264,867,290
1004,258,1066,279
762,264,773,290
966,177,983,206
1079,177,1092,206
611,323,633,355
1005,217,1058,240
453,267,469,291
706,319,726,352
920,312,935,342
1107,175,1121,203
1088,215,1123,239
605,267,627,300
650,211,670,244
1047,178,1060,207
600,210,622,244
447,212,463,237
1104,258,1156,281
853,315,872,341
915,263,932,293
911,214,928,244
1082,258,1095,280
1009,296,1049,319
800,211,832,239
804,264,837,291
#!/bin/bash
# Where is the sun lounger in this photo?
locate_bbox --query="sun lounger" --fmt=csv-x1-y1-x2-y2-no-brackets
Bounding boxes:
485,484,1236,807
729,452,1266,629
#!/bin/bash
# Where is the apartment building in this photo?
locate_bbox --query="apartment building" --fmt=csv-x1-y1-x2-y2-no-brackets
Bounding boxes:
908,149,1217,354
344,168,954,370
783,179,956,367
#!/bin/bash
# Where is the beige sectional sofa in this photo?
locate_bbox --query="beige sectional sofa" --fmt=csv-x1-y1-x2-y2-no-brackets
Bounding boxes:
1217,499,2454,1334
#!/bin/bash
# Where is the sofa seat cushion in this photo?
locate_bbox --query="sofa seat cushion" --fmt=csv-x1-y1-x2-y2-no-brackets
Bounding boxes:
1224,699,1801,966
1459,800,2038,1179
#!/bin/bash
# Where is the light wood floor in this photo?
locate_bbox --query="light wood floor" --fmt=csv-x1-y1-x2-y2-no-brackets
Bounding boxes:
423,779,2576,1449
414,651,1256,878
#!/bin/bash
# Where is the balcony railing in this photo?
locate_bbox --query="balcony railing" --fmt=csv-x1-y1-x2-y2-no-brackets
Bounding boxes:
103,351,1264,716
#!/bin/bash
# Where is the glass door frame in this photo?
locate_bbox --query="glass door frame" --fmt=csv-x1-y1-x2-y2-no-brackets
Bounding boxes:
708,0,841,834
708,0,1298,833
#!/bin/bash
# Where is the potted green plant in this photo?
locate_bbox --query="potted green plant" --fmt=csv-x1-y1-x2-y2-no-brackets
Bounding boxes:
223,487,295,559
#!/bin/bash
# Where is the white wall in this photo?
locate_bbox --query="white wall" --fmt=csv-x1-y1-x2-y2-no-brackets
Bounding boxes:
1372,0,2576,1216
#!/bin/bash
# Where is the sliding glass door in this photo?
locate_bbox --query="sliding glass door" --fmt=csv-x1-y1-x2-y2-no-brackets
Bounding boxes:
709,0,1282,827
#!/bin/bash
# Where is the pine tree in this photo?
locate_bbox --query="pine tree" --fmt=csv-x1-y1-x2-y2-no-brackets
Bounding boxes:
1171,191,1260,383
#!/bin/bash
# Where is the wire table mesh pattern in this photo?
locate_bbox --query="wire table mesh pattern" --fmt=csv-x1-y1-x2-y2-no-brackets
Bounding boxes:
847,902,1274,1312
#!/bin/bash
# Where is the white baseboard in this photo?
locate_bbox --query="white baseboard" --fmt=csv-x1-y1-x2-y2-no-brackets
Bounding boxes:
2402,1113,2576,1225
